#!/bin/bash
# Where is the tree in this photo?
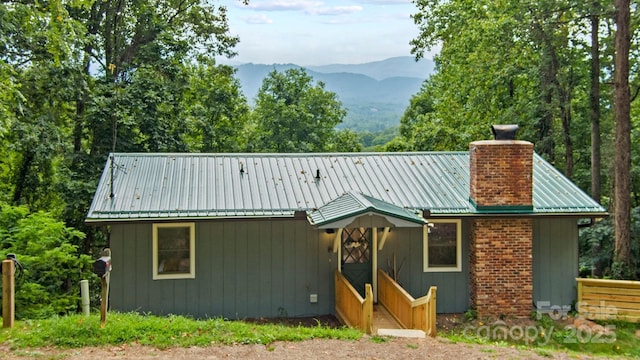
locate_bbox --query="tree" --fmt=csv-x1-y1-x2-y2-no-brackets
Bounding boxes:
328,129,363,153
0,0,86,211
410,0,553,151
613,0,633,278
407,0,619,189
183,63,250,152
251,68,347,152
1,0,244,253
77,0,239,158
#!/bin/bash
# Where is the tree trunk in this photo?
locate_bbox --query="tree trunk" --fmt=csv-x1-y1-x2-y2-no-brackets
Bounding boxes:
11,152,34,205
613,0,632,277
590,5,602,204
590,3,603,278
560,87,573,178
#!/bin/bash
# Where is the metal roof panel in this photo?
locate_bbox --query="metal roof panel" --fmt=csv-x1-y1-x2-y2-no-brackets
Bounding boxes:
86,152,606,221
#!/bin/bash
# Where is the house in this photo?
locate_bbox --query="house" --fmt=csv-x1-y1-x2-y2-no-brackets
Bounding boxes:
86,126,606,320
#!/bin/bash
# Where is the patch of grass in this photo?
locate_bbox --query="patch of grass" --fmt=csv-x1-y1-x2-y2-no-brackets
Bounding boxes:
438,316,640,359
0,312,362,350
543,320,640,358
534,348,553,357
369,335,388,343
406,343,418,349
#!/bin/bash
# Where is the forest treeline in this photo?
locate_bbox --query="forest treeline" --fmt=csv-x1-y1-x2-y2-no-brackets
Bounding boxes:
0,0,639,317
394,0,640,279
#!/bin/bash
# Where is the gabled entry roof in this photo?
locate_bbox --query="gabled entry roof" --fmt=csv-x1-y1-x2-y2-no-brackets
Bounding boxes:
86,152,607,223
308,191,426,228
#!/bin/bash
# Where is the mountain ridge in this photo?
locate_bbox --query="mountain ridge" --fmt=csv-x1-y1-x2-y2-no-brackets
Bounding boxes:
232,56,435,131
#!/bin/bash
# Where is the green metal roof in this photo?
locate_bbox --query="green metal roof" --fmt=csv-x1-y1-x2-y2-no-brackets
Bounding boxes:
86,152,607,222
308,191,426,227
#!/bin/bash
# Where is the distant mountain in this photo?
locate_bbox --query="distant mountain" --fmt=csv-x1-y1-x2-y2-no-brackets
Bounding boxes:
232,57,435,132
307,56,435,81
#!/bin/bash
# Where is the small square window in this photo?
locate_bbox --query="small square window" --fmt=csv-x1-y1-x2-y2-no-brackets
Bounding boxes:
423,220,461,272
153,223,195,280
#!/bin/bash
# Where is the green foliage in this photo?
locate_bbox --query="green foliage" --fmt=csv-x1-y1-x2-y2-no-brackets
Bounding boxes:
406,0,617,183
183,63,250,152
340,103,408,132
369,335,388,343
359,127,398,151
464,309,478,322
0,313,362,349
579,207,640,279
0,203,93,319
250,68,347,152
1,0,245,253
382,137,412,152
328,129,363,153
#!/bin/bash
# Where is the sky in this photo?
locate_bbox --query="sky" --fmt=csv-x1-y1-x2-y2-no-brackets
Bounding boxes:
217,0,438,66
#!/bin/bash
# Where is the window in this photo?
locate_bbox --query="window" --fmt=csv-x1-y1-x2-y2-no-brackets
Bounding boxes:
153,223,195,280
423,219,461,272
341,228,371,264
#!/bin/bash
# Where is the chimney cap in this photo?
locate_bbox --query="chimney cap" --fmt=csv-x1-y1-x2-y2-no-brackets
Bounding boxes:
491,124,519,140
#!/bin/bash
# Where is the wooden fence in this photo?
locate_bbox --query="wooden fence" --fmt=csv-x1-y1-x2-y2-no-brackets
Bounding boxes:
334,271,373,334
377,269,437,336
576,278,640,323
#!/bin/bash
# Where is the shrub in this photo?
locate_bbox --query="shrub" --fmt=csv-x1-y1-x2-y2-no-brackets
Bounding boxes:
579,206,640,279
0,203,93,319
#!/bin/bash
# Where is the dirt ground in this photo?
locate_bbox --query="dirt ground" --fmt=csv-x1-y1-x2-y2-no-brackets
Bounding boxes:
0,336,595,360
0,315,609,359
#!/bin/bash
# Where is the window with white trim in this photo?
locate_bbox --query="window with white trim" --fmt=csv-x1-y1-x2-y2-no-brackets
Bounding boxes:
153,223,195,280
423,219,461,272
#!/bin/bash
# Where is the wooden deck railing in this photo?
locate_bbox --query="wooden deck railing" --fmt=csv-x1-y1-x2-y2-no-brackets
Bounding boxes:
377,269,437,336
335,271,373,334
577,278,640,323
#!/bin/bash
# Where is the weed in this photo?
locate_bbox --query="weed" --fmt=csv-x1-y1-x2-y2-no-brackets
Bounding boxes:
464,309,477,322
535,348,553,357
369,335,388,343
0,312,362,349
439,314,640,359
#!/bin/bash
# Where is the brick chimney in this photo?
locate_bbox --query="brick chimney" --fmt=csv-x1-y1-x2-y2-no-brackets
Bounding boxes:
469,125,534,318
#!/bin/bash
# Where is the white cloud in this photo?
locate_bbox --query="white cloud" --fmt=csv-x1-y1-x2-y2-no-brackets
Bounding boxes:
354,0,410,4
218,0,434,65
308,5,363,15
246,0,323,12
242,14,274,24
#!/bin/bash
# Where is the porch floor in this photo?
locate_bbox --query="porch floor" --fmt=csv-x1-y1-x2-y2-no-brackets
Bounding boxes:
373,305,426,338
372,304,400,331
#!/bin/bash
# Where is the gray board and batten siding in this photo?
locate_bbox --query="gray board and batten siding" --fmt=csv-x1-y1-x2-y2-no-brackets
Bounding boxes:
109,219,337,319
375,218,579,314
377,223,471,313
533,217,579,309
109,217,579,316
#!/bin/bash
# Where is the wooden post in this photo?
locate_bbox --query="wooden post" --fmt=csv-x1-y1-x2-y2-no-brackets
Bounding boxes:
100,272,110,327
363,284,373,335
2,260,15,328
576,278,583,304
428,286,437,337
